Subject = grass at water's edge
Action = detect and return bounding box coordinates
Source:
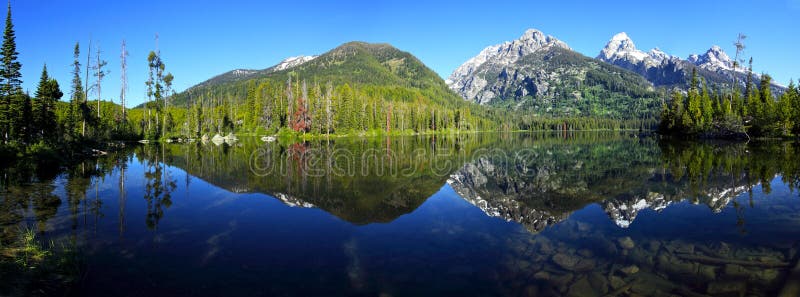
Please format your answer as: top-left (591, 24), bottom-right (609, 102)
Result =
top-left (0, 227), bottom-right (83, 297)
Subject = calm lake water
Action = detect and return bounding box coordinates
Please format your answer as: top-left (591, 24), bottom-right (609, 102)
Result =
top-left (2, 132), bottom-right (800, 296)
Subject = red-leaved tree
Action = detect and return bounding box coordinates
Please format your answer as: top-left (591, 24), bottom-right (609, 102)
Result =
top-left (291, 95), bottom-right (310, 132)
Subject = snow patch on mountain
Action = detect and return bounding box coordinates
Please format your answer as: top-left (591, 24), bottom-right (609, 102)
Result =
top-left (273, 55), bottom-right (318, 71)
top-left (231, 69), bottom-right (257, 77)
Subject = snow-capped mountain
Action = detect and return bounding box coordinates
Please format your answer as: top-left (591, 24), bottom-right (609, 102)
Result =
top-left (597, 32), bottom-right (783, 91)
top-left (687, 46), bottom-right (738, 73)
top-left (598, 32), bottom-right (675, 69)
top-left (446, 29), bottom-right (656, 118)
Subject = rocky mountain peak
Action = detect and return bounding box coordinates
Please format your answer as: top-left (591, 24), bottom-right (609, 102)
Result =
top-left (446, 28), bottom-right (570, 102)
top-left (687, 45), bottom-right (734, 72)
top-left (598, 32), bottom-right (648, 63)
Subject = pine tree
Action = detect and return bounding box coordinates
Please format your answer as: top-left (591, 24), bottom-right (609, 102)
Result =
top-left (758, 74), bottom-right (774, 135)
top-left (790, 81), bottom-right (800, 135)
top-left (0, 2), bottom-right (22, 142)
top-left (68, 43), bottom-right (85, 138)
top-left (686, 68), bottom-right (702, 132)
top-left (32, 65), bottom-right (63, 142)
top-left (778, 83), bottom-right (794, 136)
top-left (700, 80), bottom-right (713, 131)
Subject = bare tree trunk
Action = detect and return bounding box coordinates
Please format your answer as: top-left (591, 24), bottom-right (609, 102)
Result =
top-left (120, 40), bottom-right (128, 122)
top-left (326, 82), bottom-right (332, 135)
top-left (83, 39), bottom-right (91, 137)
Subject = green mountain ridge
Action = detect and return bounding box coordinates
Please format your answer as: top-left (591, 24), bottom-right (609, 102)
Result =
top-left (172, 41), bottom-right (466, 109)
top-left (446, 29), bottom-right (662, 120)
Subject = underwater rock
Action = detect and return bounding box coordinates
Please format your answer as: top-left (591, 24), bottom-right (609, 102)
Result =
top-left (630, 247), bottom-right (655, 267)
top-left (533, 271), bottom-right (551, 281)
top-left (599, 238), bottom-right (619, 256)
top-left (706, 281), bottom-right (746, 295)
top-left (620, 265), bottom-right (640, 275)
top-left (758, 268), bottom-right (780, 284)
top-left (552, 253), bottom-right (580, 271)
top-left (609, 276), bottom-right (626, 289)
top-left (573, 258), bottom-right (597, 272)
top-left (618, 237), bottom-right (635, 250)
top-left (566, 277), bottom-right (596, 297)
top-left (716, 241), bottom-right (731, 256)
top-left (647, 240), bottom-right (661, 253)
top-left (723, 264), bottom-right (748, 278)
top-left (551, 273), bottom-right (575, 290)
top-left (517, 260), bottom-right (532, 271)
top-left (657, 252), bottom-right (695, 277)
top-left (587, 272), bottom-right (610, 295)
top-left (535, 237), bottom-right (555, 255)
top-left (664, 240), bottom-right (694, 254)
top-left (696, 265), bottom-right (717, 281)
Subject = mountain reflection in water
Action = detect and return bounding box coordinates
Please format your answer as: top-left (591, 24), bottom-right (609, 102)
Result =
top-left (1, 132), bottom-right (800, 297)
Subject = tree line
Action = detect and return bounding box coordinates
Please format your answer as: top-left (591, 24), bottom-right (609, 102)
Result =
top-left (659, 60), bottom-right (799, 138)
top-left (7, 0), bottom-right (788, 161)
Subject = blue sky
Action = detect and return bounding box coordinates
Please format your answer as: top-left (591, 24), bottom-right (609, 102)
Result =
top-left (12, 0), bottom-right (800, 107)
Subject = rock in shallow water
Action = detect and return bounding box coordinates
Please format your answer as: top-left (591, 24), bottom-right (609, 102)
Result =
top-left (587, 272), bottom-right (610, 295)
top-left (609, 275), bottom-right (625, 289)
top-left (706, 281), bottom-right (746, 295)
top-left (618, 237), bottom-right (635, 250)
top-left (620, 265), bottom-right (640, 275)
top-left (552, 253), bottom-right (580, 271)
top-left (567, 277), bottom-right (596, 297)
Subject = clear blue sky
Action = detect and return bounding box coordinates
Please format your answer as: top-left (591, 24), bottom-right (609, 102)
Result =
top-left (12, 0), bottom-right (800, 107)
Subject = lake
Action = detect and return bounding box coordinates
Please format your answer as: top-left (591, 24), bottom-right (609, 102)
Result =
top-left (2, 132), bottom-right (800, 296)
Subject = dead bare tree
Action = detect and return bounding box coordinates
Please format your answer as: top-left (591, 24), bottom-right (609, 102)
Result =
top-left (120, 40), bottom-right (128, 122)
top-left (731, 33), bottom-right (747, 110)
top-left (83, 39), bottom-right (91, 137)
top-left (94, 45), bottom-right (108, 118)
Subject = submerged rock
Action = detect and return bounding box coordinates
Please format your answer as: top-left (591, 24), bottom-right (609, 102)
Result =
top-left (697, 265), bottom-right (716, 280)
top-left (665, 240), bottom-right (694, 254)
top-left (647, 240), bottom-right (661, 253)
top-left (587, 272), bottom-right (610, 295)
top-left (706, 281), bottom-right (746, 295)
top-left (533, 271), bottom-right (551, 280)
top-left (620, 265), bottom-right (640, 275)
top-left (552, 253), bottom-right (580, 271)
top-left (566, 277), bottom-right (596, 297)
top-left (609, 275), bottom-right (626, 289)
top-left (618, 237), bottom-right (635, 250)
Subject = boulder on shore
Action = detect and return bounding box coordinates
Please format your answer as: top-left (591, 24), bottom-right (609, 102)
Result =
top-left (211, 134), bottom-right (225, 145)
